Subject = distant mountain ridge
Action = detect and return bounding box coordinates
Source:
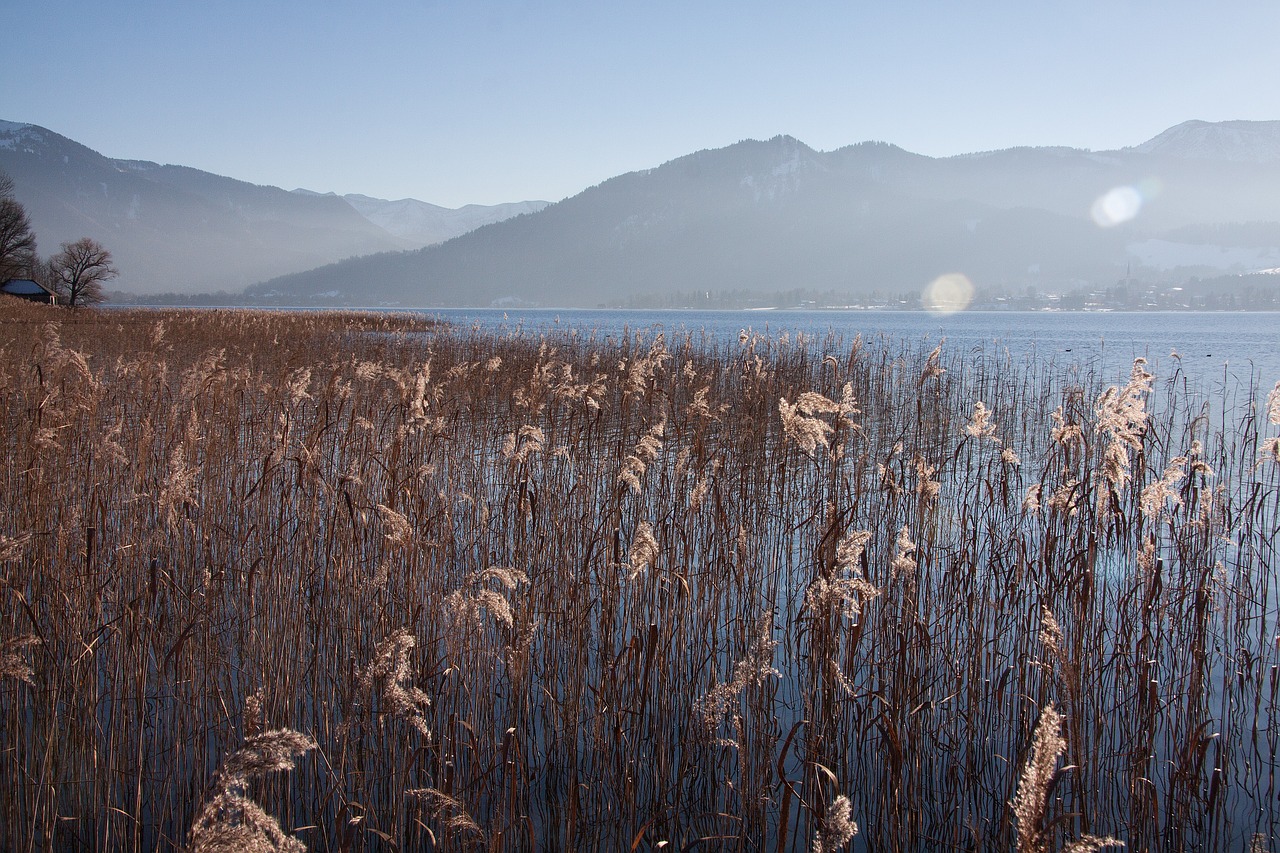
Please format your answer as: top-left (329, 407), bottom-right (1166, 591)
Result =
top-left (0, 121), bottom-right (544, 293)
top-left (1131, 119), bottom-right (1280, 163)
top-left (332, 193), bottom-right (548, 246)
top-left (4, 118), bottom-right (1279, 304)
top-left (250, 120), bottom-right (1280, 308)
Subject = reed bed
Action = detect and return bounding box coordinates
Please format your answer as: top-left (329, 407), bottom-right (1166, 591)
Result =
top-left (0, 301), bottom-right (1277, 851)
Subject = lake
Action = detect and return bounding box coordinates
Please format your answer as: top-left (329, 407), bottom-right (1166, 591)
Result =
top-left (430, 308), bottom-right (1280, 389)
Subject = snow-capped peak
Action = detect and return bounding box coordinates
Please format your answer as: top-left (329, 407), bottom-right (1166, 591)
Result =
top-left (1131, 119), bottom-right (1280, 163)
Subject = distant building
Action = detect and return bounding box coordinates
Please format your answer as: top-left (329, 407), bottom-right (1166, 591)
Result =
top-left (0, 279), bottom-right (57, 305)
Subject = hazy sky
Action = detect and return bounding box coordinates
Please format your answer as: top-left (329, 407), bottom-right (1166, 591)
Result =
top-left (7, 1), bottom-right (1278, 207)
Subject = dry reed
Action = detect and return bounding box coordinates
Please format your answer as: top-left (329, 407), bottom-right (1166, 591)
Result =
top-left (0, 301), bottom-right (1277, 850)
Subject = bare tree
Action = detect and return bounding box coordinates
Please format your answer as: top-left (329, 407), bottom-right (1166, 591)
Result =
top-left (0, 171), bottom-right (37, 284)
top-left (49, 238), bottom-right (118, 307)
top-left (29, 256), bottom-right (57, 294)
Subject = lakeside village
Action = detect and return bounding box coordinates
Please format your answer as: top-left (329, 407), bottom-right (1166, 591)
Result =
top-left (616, 270), bottom-right (1280, 311)
top-left (104, 268), bottom-right (1280, 311)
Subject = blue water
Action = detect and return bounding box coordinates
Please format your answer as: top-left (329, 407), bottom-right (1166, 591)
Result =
top-left (431, 308), bottom-right (1280, 386)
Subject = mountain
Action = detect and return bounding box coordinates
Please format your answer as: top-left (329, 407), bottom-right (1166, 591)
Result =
top-left (6, 118), bottom-right (1279, 306)
top-left (250, 122), bottom-right (1280, 308)
top-left (336, 194), bottom-right (549, 246)
top-left (1131, 119), bottom-right (1280, 163)
top-left (0, 121), bottom-right (540, 294)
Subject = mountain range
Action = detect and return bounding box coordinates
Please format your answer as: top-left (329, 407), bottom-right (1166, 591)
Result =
top-left (249, 120), bottom-right (1280, 308)
top-left (0, 120), bottom-right (547, 294)
top-left (4, 118), bottom-right (1279, 306)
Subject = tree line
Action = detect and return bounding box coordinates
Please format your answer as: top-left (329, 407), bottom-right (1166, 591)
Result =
top-left (0, 170), bottom-right (117, 307)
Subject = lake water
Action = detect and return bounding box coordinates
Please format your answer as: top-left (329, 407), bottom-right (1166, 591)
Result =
top-left (431, 308), bottom-right (1280, 388)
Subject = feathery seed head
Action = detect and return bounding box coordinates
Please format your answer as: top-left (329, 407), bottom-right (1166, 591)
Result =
top-left (812, 794), bottom-right (858, 853)
top-left (890, 526), bottom-right (917, 579)
top-left (1023, 484), bottom-right (1043, 514)
top-left (376, 504), bottom-right (413, 546)
top-left (217, 729), bottom-right (315, 786)
top-left (965, 400), bottom-right (997, 440)
top-left (0, 635), bottom-right (40, 684)
top-left (406, 788), bottom-right (485, 843)
top-left (779, 397), bottom-right (833, 455)
top-left (918, 343), bottom-right (947, 386)
top-left (186, 791), bottom-right (307, 853)
top-left (1011, 704), bottom-right (1067, 853)
top-left (357, 629), bottom-right (432, 737)
top-left (627, 521), bottom-right (660, 581)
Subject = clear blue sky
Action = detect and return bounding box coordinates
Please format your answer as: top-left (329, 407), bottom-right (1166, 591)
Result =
top-left (6, 1), bottom-right (1278, 207)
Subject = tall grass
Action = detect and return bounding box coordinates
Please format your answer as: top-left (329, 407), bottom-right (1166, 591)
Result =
top-left (1, 302), bottom-right (1277, 851)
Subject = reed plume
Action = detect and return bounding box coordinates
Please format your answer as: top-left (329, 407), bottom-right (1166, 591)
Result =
top-left (626, 521), bottom-right (660, 581)
top-left (1012, 704), bottom-right (1123, 853)
top-left (890, 526), bottom-right (917, 581)
top-left (693, 615), bottom-right (779, 745)
top-left (1094, 358), bottom-right (1153, 512)
top-left (0, 635), bottom-right (39, 684)
top-left (356, 629), bottom-right (432, 737)
top-left (811, 794), bottom-right (858, 852)
top-left (405, 788), bottom-right (485, 847)
top-left (185, 729), bottom-right (316, 853)
top-left (619, 417), bottom-right (666, 494)
top-left (965, 400), bottom-right (997, 440)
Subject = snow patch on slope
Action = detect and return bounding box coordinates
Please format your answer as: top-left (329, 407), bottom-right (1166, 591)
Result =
top-left (741, 137), bottom-right (819, 202)
top-left (0, 121), bottom-right (39, 151)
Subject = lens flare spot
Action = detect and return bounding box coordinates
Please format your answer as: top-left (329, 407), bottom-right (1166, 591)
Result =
top-left (923, 273), bottom-right (974, 314)
top-left (1091, 186), bottom-right (1143, 227)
